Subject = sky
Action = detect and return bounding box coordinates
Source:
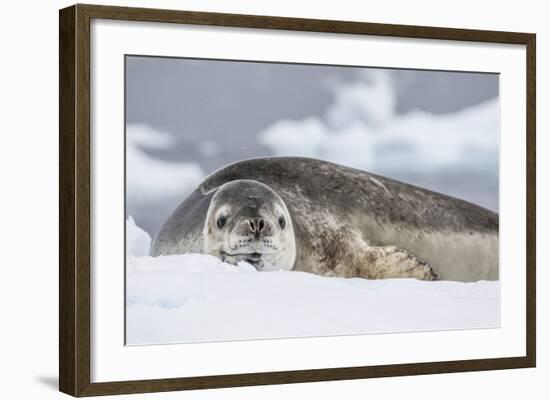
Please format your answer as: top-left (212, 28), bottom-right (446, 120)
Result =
top-left (125, 56), bottom-right (499, 236)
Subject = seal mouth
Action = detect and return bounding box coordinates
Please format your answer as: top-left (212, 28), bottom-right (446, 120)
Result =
top-left (236, 252), bottom-right (262, 263)
top-left (221, 251), bottom-right (263, 265)
top-left (244, 253), bottom-right (261, 265)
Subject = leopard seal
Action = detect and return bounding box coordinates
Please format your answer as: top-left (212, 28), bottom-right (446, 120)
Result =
top-left (150, 157), bottom-right (499, 282)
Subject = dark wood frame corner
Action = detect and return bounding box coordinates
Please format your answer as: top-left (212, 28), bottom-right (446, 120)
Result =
top-left (59, 3), bottom-right (536, 397)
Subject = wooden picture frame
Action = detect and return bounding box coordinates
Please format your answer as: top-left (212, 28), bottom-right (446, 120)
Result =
top-left (59, 3), bottom-right (536, 397)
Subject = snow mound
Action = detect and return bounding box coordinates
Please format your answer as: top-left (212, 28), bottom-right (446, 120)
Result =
top-left (126, 219), bottom-right (500, 345)
top-left (126, 216), bottom-right (152, 257)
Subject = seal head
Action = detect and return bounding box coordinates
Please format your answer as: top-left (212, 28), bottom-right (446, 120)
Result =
top-left (203, 179), bottom-right (296, 271)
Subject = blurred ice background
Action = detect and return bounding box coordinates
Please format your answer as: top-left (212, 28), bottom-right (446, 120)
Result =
top-left (126, 56), bottom-right (499, 237)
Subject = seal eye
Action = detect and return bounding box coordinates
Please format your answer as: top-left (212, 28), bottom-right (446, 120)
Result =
top-left (216, 216), bottom-right (226, 229)
top-left (278, 216), bottom-right (286, 229)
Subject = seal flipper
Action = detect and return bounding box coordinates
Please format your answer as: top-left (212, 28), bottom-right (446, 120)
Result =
top-left (383, 246), bottom-right (439, 281)
top-left (330, 245), bottom-right (438, 281)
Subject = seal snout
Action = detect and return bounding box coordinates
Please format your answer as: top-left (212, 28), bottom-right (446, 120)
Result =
top-left (246, 218), bottom-right (267, 239)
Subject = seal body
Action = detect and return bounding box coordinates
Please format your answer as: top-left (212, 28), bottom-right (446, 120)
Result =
top-left (151, 157), bottom-right (498, 282)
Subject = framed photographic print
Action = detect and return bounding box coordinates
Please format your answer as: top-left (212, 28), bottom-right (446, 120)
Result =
top-left (59, 4), bottom-right (536, 397)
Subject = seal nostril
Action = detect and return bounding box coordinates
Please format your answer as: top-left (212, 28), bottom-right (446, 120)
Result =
top-left (248, 218), bottom-right (266, 233)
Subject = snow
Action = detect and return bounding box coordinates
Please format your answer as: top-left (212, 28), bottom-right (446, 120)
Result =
top-left (125, 216), bottom-right (152, 257)
top-left (126, 218), bottom-right (500, 345)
